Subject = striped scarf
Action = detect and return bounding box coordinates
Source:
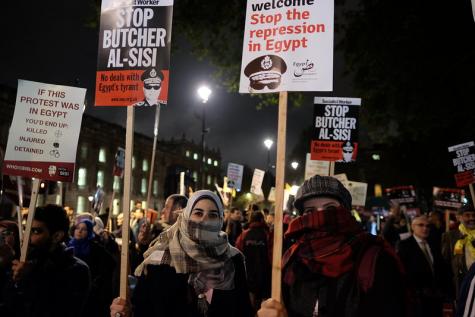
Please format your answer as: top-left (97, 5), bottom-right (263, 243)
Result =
top-left (282, 206), bottom-right (365, 285)
top-left (135, 213), bottom-right (239, 289)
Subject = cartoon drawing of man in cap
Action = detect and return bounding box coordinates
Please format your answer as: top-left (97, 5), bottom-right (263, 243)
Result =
top-left (134, 67), bottom-right (164, 107)
top-left (244, 55), bottom-right (287, 92)
top-left (341, 141), bottom-right (355, 162)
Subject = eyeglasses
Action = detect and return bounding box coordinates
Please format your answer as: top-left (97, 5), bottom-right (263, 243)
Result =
top-left (144, 84), bottom-right (161, 90)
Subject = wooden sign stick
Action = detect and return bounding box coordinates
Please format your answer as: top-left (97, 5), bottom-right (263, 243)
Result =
top-left (120, 106), bottom-right (135, 300)
top-left (20, 178), bottom-right (40, 262)
top-left (329, 161), bottom-right (335, 176)
top-left (271, 91), bottom-right (288, 301)
top-left (146, 104), bottom-right (161, 218)
top-left (469, 184), bottom-right (475, 206)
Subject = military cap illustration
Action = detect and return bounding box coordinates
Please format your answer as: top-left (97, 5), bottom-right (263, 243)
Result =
top-left (244, 55), bottom-right (287, 91)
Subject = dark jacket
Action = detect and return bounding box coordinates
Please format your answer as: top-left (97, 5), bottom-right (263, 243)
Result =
top-left (235, 222), bottom-right (271, 299)
top-left (1, 244), bottom-right (91, 317)
top-left (282, 237), bottom-right (406, 317)
top-left (132, 253), bottom-right (253, 317)
top-left (456, 262), bottom-right (475, 317)
top-left (226, 220), bottom-right (242, 246)
top-left (75, 240), bottom-right (116, 317)
top-left (397, 236), bottom-right (448, 317)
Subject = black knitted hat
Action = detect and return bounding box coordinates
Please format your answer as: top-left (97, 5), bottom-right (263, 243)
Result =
top-left (294, 175), bottom-right (352, 212)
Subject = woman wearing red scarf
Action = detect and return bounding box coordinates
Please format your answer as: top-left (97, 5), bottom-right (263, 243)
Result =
top-left (258, 175), bottom-right (407, 317)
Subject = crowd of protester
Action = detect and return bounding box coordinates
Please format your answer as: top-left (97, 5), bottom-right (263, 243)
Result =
top-left (1, 175), bottom-right (475, 316)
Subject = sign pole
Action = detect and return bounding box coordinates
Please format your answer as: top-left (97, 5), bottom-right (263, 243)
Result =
top-left (106, 190), bottom-right (115, 231)
top-left (445, 210), bottom-right (450, 232)
top-left (469, 184), bottom-right (475, 206)
top-left (16, 176), bottom-right (24, 242)
top-left (20, 178), bottom-right (40, 262)
top-left (329, 161), bottom-right (335, 176)
top-left (271, 91), bottom-right (288, 301)
top-left (146, 104), bottom-right (161, 218)
top-left (120, 106), bottom-right (134, 300)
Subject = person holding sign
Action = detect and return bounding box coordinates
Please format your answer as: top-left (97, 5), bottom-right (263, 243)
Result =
top-left (258, 176), bottom-right (406, 317)
top-left (2, 205), bottom-right (91, 317)
top-left (110, 190), bottom-right (253, 317)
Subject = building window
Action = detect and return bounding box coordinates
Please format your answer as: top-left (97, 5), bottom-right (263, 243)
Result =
top-left (113, 176), bottom-right (120, 191)
top-left (185, 150), bottom-right (190, 157)
top-left (142, 201), bottom-right (147, 210)
top-left (193, 171), bottom-right (198, 181)
top-left (141, 178), bottom-right (147, 195)
top-left (214, 160), bottom-right (218, 167)
top-left (193, 153), bottom-right (199, 160)
top-left (153, 180), bottom-right (159, 196)
top-left (77, 168), bottom-right (87, 187)
top-left (207, 175), bottom-right (212, 185)
top-left (77, 196), bottom-right (86, 214)
top-left (132, 156), bottom-right (136, 169)
top-left (207, 158), bottom-right (212, 165)
top-left (98, 147), bottom-right (106, 163)
top-left (142, 159), bottom-right (148, 172)
top-left (97, 170), bottom-right (104, 188)
top-left (80, 144), bottom-right (88, 159)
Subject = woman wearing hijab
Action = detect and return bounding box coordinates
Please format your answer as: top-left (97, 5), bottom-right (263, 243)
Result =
top-left (111, 190), bottom-right (253, 317)
top-left (70, 219), bottom-right (116, 317)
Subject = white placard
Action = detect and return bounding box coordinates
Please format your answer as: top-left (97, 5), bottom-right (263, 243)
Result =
top-left (251, 168), bottom-right (265, 195)
top-left (227, 162), bottom-right (244, 191)
top-left (304, 153), bottom-right (330, 179)
top-left (239, 0), bottom-right (334, 93)
top-left (3, 80), bottom-right (86, 182)
top-left (342, 180), bottom-right (367, 207)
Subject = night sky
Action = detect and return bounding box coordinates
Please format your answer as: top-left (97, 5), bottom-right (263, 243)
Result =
top-left (0, 1), bottom-right (355, 174)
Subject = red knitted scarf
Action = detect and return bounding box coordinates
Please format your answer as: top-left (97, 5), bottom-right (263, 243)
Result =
top-left (282, 206), bottom-right (365, 285)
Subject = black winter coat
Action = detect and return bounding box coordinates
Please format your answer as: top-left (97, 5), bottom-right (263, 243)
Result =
top-left (283, 238), bottom-right (407, 317)
top-left (132, 253), bottom-right (253, 317)
top-left (1, 244), bottom-right (91, 317)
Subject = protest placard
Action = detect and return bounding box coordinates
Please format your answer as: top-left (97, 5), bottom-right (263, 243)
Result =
top-left (385, 185), bottom-right (417, 206)
top-left (448, 141), bottom-right (475, 187)
top-left (304, 153), bottom-right (329, 179)
top-left (239, 0), bottom-right (334, 93)
top-left (251, 168), bottom-right (265, 195)
top-left (113, 147), bottom-right (125, 177)
top-left (311, 97), bottom-right (361, 162)
top-left (2, 80), bottom-right (85, 182)
top-left (433, 187), bottom-right (465, 210)
top-left (333, 173), bottom-right (348, 183)
top-left (227, 162), bottom-right (244, 191)
top-left (342, 180), bottom-right (367, 207)
top-left (95, 0), bottom-right (173, 106)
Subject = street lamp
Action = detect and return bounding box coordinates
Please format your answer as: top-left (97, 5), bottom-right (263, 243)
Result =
top-left (197, 85), bottom-right (212, 189)
top-left (263, 138), bottom-right (273, 171)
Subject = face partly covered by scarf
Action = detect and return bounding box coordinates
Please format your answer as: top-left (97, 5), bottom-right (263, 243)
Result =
top-left (136, 190), bottom-right (239, 294)
top-left (282, 200), bottom-right (366, 285)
